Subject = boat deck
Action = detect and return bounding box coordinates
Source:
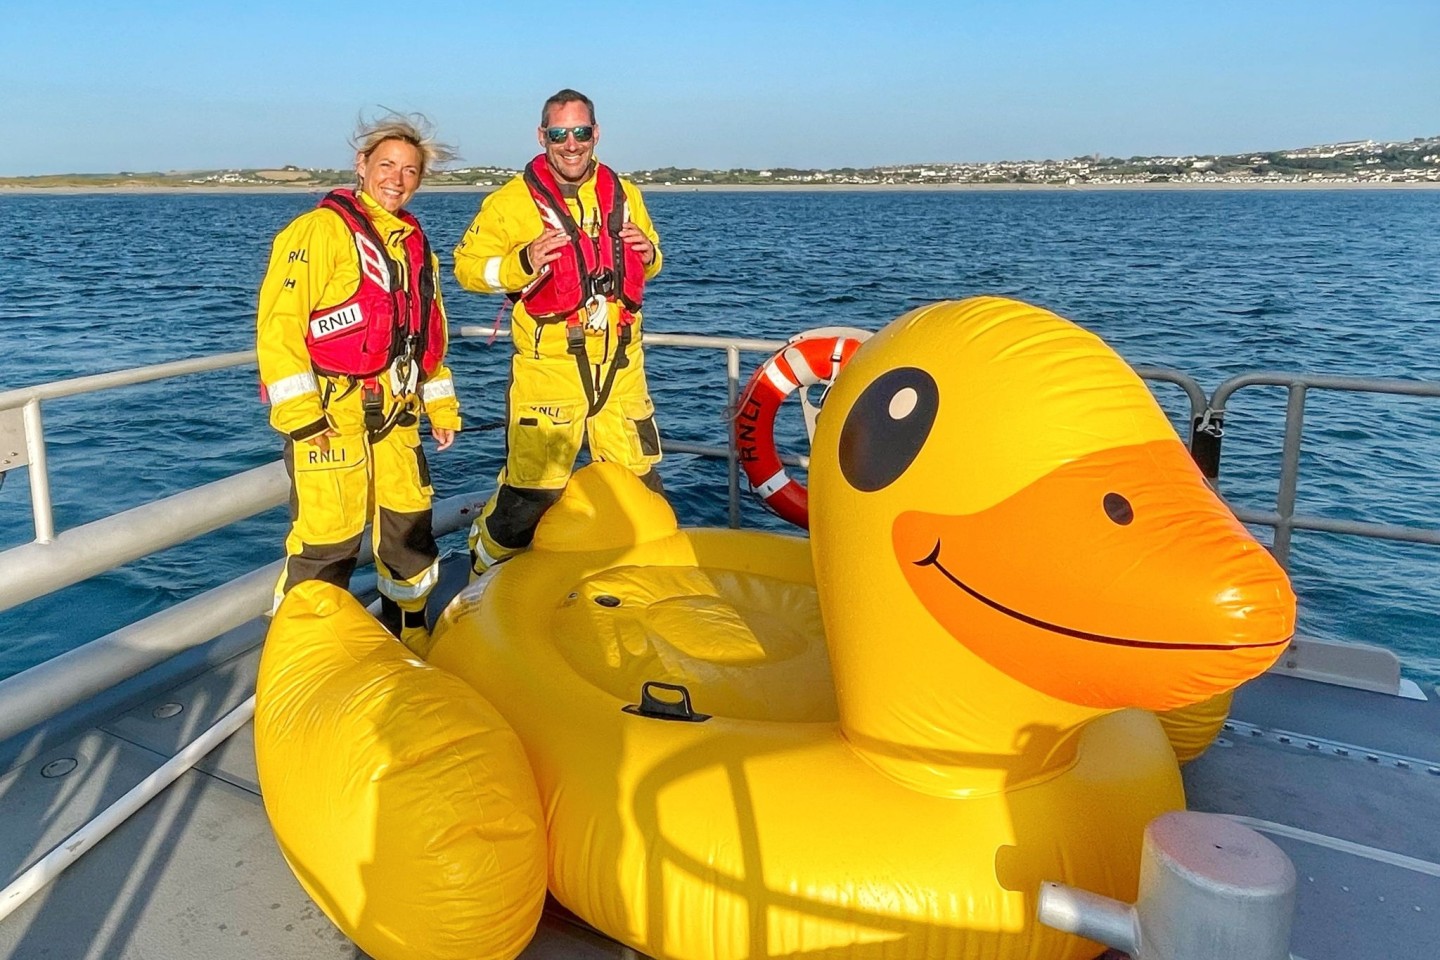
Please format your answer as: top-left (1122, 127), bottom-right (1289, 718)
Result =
top-left (2, 556), bottom-right (1438, 959)
top-left (1184, 673), bottom-right (1440, 960)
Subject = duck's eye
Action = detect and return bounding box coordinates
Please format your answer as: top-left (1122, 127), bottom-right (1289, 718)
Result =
top-left (1103, 493), bottom-right (1133, 525)
top-left (838, 367), bottom-right (939, 492)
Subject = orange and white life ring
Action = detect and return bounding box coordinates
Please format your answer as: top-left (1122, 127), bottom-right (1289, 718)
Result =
top-left (733, 328), bottom-right (870, 529)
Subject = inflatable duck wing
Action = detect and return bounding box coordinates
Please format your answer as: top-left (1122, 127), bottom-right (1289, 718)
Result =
top-left (255, 581), bottom-right (547, 960)
top-left (430, 297), bottom-right (1295, 960)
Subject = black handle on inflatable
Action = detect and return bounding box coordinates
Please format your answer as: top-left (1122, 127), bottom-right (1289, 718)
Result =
top-left (622, 681), bottom-right (712, 723)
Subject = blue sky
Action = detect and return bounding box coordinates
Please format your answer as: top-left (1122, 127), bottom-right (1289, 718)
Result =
top-left (2, 0), bottom-right (1436, 176)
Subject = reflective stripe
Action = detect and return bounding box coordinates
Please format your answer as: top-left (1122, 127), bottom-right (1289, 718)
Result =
top-left (468, 519), bottom-right (503, 569)
top-left (763, 362), bottom-right (798, 395)
top-left (421, 376), bottom-right (456, 403)
top-left (377, 560), bottom-right (439, 602)
top-left (754, 468), bottom-right (790, 499)
top-left (266, 372), bottom-right (319, 405)
top-left (783, 345), bottom-right (822, 386)
top-left (482, 256), bottom-right (503, 289)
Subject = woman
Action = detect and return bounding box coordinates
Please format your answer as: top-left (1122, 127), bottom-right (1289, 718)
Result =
top-left (256, 113), bottom-right (461, 655)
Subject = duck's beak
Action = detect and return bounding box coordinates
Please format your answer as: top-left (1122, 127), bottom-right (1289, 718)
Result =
top-left (894, 439), bottom-right (1295, 712)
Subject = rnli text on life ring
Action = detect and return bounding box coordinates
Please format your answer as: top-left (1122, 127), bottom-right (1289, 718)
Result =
top-left (733, 328), bottom-right (869, 529)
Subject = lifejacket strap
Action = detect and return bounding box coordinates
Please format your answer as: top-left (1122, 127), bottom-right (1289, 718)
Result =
top-left (565, 323), bottom-right (599, 416)
top-left (588, 324), bottom-right (633, 418)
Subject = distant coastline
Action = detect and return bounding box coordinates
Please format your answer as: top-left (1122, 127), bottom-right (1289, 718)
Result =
top-left (2, 181), bottom-right (1437, 196)
top-left (628, 135), bottom-right (1440, 189)
top-left (3, 133), bottom-right (1438, 194)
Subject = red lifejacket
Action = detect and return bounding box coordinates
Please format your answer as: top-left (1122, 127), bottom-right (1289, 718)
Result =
top-left (519, 157), bottom-right (647, 321)
top-left (304, 189), bottom-right (444, 381)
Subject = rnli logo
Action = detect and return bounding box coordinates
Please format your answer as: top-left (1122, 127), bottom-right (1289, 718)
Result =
top-left (309, 304), bottom-right (364, 339)
top-left (306, 448), bottom-right (348, 465)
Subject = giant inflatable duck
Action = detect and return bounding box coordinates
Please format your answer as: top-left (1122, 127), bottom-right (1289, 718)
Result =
top-left (427, 297), bottom-right (1296, 960)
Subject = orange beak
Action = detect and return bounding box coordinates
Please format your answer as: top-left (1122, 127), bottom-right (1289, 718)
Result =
top-left (895, 440), bottom-right (1295, 711)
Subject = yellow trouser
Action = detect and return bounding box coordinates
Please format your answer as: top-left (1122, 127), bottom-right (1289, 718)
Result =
top-left (275, 388), bottom-right (438, 618)
top-left (469, 348), bottom-right (663, 570)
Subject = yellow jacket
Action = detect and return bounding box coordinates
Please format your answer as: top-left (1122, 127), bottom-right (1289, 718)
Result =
top-left (256, 191), bottom-right (462, 439)
top-left (453, 161), bottom-right (661, 364)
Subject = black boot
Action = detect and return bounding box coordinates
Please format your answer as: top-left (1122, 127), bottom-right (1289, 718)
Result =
top-left (378, 596), bottom-right (404, 638)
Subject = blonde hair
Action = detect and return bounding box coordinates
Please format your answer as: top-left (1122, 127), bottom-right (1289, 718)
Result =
top-left (352, 110), bottom-right (457, 178)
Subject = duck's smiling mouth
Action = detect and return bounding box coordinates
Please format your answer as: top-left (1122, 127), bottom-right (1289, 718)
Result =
top-left (916, 541), bottom-right (1289, 652)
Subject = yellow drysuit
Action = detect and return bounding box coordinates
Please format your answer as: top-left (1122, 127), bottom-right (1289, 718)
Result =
top-left (454, 162), bottom-right (662, 571)
top-left (257, 190), bottom-right (461, 650)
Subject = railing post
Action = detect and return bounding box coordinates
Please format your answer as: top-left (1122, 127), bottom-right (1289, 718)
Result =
top-left (727, 345), bottom-right (741, 529)
top-left (22, 399), bottom-right (54, 545)
top-left (1271, 384), bottom-right (1307, 570)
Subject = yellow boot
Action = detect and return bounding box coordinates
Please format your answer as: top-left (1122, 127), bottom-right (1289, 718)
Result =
top-left (399, 613), bottom-right (434, 658)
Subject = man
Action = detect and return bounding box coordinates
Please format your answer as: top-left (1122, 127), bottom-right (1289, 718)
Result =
top-left (454, 88), bottom-right (664, 575)
top-left (257, 114), bottom-right (461, 654)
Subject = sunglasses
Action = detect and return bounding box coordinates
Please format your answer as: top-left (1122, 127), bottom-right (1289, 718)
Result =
top-left (545, 125), bottom-right (595, 144)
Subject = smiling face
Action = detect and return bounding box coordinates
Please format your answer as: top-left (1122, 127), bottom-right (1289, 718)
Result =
top-left (355, 138), bottom-right (422, 214)
top-left (811, 298), bottom-right (1295, 718)
top-left (538, 99), bottom-right (598, 184)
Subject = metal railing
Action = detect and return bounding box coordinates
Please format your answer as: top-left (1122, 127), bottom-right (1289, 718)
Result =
top-left (0, 497), bottom-right (483, 744)
top-left (0, 332), bottom-right (1219, 565)
top-left (0, 351), bottom-right (259, 546)
top-left (1190, 372), bottom-right (1440, 569)
top-left (2, 330), bottom-right (1438, 731)
top-left (0, 331), bottom-right (790, 740)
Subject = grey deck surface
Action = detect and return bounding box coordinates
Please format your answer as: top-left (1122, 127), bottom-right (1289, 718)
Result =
top-left (4, 567), bottom-right (1439, 959)
top-left (1185, 672), bottom-right (1440, 960)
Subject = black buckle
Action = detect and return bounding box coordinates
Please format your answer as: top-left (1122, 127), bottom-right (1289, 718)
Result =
top-left (565, 323), bottom-right (586, 352)
top-left (1189, 412), bottom-right (1224, 480)
top-left (591, 268), bottom-right (616, 297)
top-left (362, 384), bottom-right (385, 433)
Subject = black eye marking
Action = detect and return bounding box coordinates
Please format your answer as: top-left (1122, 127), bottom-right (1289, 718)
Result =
top-left (837, 367), bottom-right (939, 492)
top-left (1103, 493), bottom-right (1134, 525)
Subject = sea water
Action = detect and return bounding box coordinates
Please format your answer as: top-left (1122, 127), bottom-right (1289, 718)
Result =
top-left (1, 189), bottom-right (1437, 682)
